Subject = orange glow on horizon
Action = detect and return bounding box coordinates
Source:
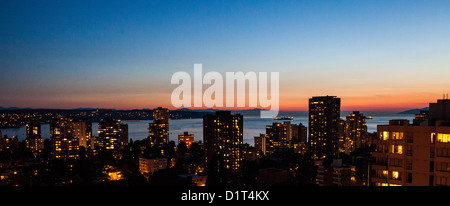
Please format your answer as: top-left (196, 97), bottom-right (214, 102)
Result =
top-left (3, 90), bottom-right (441, 112)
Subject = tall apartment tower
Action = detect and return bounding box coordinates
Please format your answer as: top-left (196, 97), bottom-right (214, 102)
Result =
top-left (292, 123), bottom-right (308, 155)
top-left (308, 96), bottom-right (341, 160)
top-left (98, 118), bottom-right (128, 152)
top-left (254, 134), bottom-right (267, 156)
top-left (72, 119), bottom-right (92, 149)
top-left (344, 111), bottom-right (368, 154)
top-left (203, 111), bottom-right (243, 183)
top-left (26, 120), bottom-right (44, 154)
top-left (265, 121), bottom-right (293, 155)
top-left (149, 107), bottom-right (169, 148)
top-left (153, 107), bottom-right (169, 123)
top-left (50, 117), bottom-right (80, 159)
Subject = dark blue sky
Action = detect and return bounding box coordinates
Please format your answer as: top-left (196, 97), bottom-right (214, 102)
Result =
top-left (1, 0), bottom-right (450, 110)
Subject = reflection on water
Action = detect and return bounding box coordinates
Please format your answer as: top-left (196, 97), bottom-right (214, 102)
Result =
top-left (0, 111), bottom-right (414, 146)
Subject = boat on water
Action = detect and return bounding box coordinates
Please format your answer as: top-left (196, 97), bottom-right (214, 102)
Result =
top-left (367, 116), bottom-right (373, 119)
top-left (274, 116), bottom-right (294, 120)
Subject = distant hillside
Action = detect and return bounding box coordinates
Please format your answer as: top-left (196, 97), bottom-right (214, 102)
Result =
top-left (398, 107), bottom-right (429, 114)
top-left (0, 108), bottom-right (213, 128)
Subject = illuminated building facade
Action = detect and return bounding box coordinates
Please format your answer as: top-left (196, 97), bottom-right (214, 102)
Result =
top-left (265, 121), bottom-right (293, 155)
top-left (50, 117), bottom-right (80, 159)
top-left (139, 157), bottom-right (168, 180)
top-left (292, 123), bottom-right (308, 155)
top-left (343, 111), bottom-right (368, 154)
top-left (153, 107), bottom-right (169, 124)
top-left (308, 96), bottom-right (341, 160)
top-left (25, 120), bottom-right (44, 154)
top-left (98, 119), bottom-right (128, 152)
top-left (372, 99), bottom-right (450, 186)
top-left (72, 119), bottom-right (92, 148)
top-left (0, 135), bottom-right (18, 152)
top-left (149, 107), bottom-right (169, 148)
top-left (254, 134), bottom-right (266, 156)
top-left (203, 111), bottom-right (243, 178)
top-left (178, 132), bottom-right (194, 148)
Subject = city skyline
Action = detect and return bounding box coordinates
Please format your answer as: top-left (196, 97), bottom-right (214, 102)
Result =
top-left (1, 0), bottom-right (450, 111)
top-left (0, 97), bottom-right (449, 187)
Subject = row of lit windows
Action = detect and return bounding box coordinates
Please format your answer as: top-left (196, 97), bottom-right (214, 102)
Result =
top-left (375, 183), bottom-right (402, 186)
top-left (437, 133), bottom-right (450, 143)
top-left (380, 132), bottom-right (450, 144)
top-left (380, 132), bottom-right (404, 141)
top-left (376, 170), bottom-right (401, 180)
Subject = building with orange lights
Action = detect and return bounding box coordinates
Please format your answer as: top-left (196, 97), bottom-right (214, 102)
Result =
top-left (98, 118), bottom-right (128, 153)
top-left (25, 120), bottom-right (44, 155)
top-left (178, 132), bottom-right (194, 148)
top-left (203, 111), bottom-right (243, 181)
top-left (139, 157), bottom-right (168, 180)
top-left (149, 107), bottom-right (169, 148)
top-left (254, 134), bottom-right (266, 156)
top-left (372, 99), bottom-right (450, 186)
top-left (308, 96), bottom-right (341, 160)
top-left (50, 117), bottom-right (80, 159)
top-left (343, 111), bottom-right (368, 154)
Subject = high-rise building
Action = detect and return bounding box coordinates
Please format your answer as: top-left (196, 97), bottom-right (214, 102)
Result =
top-left (254, 134), bottom-right (266, 156)
top-left (25, 120), bottom-right (44, 154)
top-left (343, 111), bottom-right (368, 154)
top-left (72, 119), bottom-right (92, 149)
top-left (178, 132), bottom-right (194, 148)
top-left (149, 107), bottom-right (169, 148)
top-left (98, 119), bottom-right (128, 152)
top-left (308, 95), bottom-right (341, 160)
top-left (372, 99), bottom-right (450, 186)
top-left (265, 121), bottom-right (293, 155)
top-left (119, 123), bottom-right (128, 148)
top-left (153, 107), bottom-right (169, 124)
top-left (148, 123), bottom-right (169, 148)
top-left (292, 123), bottom-right (308, 155)
top-left (203, 111), bottom-right (243, 181)
top-left (50, 117), bottom-right (80, 159)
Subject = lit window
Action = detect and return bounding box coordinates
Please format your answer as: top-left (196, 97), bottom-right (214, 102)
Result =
top-left (392, 132), bottom-right (403, 140)
top-left (382, 170), bottom-right (388, 178)
top-left (437, 133), bottom-right (450, 143)
top-left (381, 131), bottom-right (389, 140)
top-left (392, 171), bottom-right (400, 180)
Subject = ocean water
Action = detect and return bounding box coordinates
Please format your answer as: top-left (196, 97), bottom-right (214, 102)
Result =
top-left (0, 111), bottom-right (415, 146)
